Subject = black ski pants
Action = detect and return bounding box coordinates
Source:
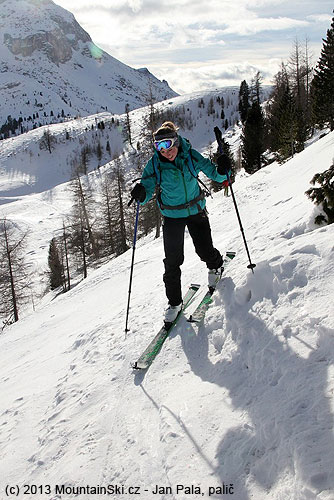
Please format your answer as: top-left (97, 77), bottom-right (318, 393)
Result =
top-left (162, 212), bottom-right (222, 306)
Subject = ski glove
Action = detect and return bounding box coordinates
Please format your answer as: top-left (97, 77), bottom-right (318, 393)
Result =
top-left (131, 183), bottom-right (146, 202)
top-left (216, 154), bottom-right (232, 176)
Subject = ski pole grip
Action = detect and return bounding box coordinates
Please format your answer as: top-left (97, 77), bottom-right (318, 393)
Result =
top-left (214, 126), bottom-right (231, 183)
top-left (214, 126), bottom-right (223, 152)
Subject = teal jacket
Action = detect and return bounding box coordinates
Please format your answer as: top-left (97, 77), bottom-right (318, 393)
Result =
top-left (140, 136), bottom-right (228, 218)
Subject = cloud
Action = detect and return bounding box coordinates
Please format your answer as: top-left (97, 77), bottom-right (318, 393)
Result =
top-left (60, 0), bottom-right (319, 54)
top-left (56, 1), bottom-right (319, 48)
top-left (128, 0), bottom-right (143, 13)
top-left (150, 58), bottom-right (281, 94)
top-left (306, 13), bottom-right (333, 23)
top-left (222, 17), bottom-right (310, 36)
top-left (54, 0), bottom-right (329, 93)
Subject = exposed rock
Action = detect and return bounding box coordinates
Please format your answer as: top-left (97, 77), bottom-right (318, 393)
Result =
top-left (0, 0), bottom-right (178, 124)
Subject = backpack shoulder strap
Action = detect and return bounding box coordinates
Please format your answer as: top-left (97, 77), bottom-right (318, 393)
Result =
top-left (188, 149), bottom-right (212, 198)
top-left (187, 150), bottom-right (198, 178)
top-left (152, 154), bottom-right (161, 185)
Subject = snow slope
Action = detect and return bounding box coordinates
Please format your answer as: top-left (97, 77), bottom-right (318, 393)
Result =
top-left (0, 87), bottom-right (241, 200)
top-left (0, 130), bottom-right (334, 500)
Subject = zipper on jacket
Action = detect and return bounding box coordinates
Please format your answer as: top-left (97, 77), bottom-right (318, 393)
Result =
top-left (181, 172), bottom-right (191, 216)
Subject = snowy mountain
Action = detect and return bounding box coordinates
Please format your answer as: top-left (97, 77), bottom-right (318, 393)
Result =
top-left (0, 0), bottom-right (177, 129)
top-left (0, 87), bottom-right (241, 201)
top-left (0, 94), bottom-right (334, 499)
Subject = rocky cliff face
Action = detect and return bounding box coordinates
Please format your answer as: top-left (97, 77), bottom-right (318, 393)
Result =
top-left (0, 0), bottom-right (177, 125)
top-left (4, 19), bottom-right (89, 64)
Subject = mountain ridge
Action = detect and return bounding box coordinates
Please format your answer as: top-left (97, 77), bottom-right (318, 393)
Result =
top-left (0, 0), bottom-right (177, 127)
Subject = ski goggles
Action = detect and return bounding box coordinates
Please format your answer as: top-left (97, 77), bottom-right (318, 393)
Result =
top-left (154, 137), bottom-right (178, 152)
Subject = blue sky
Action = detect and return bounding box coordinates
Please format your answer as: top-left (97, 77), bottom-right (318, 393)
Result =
top-left (56, 0), bottom-right (333, 94)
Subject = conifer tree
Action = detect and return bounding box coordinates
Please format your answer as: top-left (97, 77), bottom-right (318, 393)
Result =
top-left (39, 128), bottom-right (57, 154)
top-left (48, 238), bottom-right (65, 290)
top-left (73, 218), bottom-right (88, 279)
top-left (241, 72), bottom-right (265, 174)
top-left (265, 64), bottom-right (285, 148)
top-left (239, 80), bottom-right (250, 123)
top-left (311, 12), bottom-right (334, 131)
top-left (265, 62), bottom-right (302, 160)
top-left (305, 161), bottom-right (334, 225)
top-left (80, 144), bottom-right (92, 175)
top-left (287, 37), bottom-right (312, 149)
top-left (96, 141), bottom-right (103, 163)
top-left (125, 103), bottom-right (132, 145)
top-left (276, 84), bottom-right (298, 161)
top-left (61, 222), bottom-right (71, 291)
top-left (207, 97), bottom-right (215, 116)
top-left (303, 37), bottom-right (313, 129)
top-left (242, 101), bottom-right (265, 173)
top-left (0, 219), bottom-right (30, 323)
top-left (69, 174), bottom-right (99, 261)
top-left (250, 72), bottom-right (263, 106)
top-left (109, 157), bottom-right (129, 255)
top-left (100, 174), bottom-right (115, 256)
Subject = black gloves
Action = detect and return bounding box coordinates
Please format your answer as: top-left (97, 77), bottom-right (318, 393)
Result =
top-left (131, 183), bottom-right (146, 202)
top-left (216, 154), bottom-right (232, 176)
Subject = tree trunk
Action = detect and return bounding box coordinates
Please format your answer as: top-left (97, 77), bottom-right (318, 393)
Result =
top-left (4, 222), bottom-right (19, 322)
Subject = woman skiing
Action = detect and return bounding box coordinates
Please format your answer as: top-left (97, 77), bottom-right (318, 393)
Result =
top-left (131, 121), bottom-right (231, 323)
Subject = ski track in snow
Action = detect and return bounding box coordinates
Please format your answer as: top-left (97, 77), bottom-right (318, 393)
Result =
top-left (182, 252), bottom-right (334, 499)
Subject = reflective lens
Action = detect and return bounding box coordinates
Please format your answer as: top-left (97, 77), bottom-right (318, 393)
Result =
top-left (154, 137), bottom-right (176, 151)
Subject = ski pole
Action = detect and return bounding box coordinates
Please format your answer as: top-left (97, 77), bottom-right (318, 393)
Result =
top-left (214, 126), bottom-right (256, 273)
top-left (125, 199), bottom-right (140, 333)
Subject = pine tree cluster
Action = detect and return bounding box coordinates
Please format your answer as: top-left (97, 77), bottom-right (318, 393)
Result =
top-left (239, 13), bottom-right (333, 167)
top-left (238, 13), bottom-right (334, 224)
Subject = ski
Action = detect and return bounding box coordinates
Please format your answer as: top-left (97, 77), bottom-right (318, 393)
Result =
top-left (132, 283), bottom-right (200, 370)
top-left (187, 251), bottom-right (236, 324)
